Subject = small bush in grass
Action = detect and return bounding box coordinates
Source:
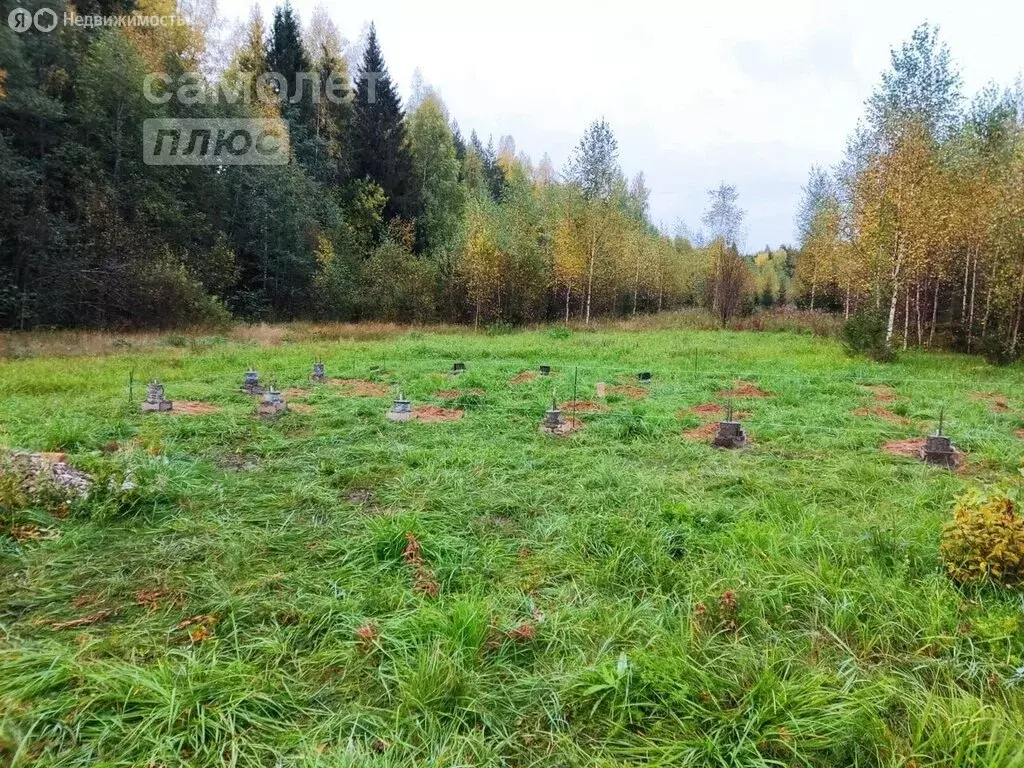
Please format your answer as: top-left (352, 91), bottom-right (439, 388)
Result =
top-left (840, 312), bottom-right (894, 362)
top-left (940, 490), bottom-right (1024, 588)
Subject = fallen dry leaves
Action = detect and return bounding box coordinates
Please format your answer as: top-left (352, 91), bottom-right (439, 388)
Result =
top-left (402, 532), bottom-right (439, 597)
top-left (176, 614), bottom-right (218, 643)
top-left (50, 608), bottom-right (115, 630)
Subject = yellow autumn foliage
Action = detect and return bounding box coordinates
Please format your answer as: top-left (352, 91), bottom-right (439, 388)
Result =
top-left (940, 491), bottom-right (1024, 588)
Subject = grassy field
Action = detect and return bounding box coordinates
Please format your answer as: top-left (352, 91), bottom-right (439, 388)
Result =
top-left (1, 322), bottom-right (1024, 767)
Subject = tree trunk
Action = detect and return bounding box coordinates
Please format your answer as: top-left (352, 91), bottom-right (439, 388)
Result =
top-left (564, 285), bottom-right (571, 325)
top-left (585, 232), bottom-right (596, 325)
top-left (967, 249), bottom-right (978, 352)
top-left (632, 257), bottom-right (640, 316)
top-left (884, 235), bottom-right (902, 349)
top-left (902, 289), bottom-right (910, 351)
top-left (960, 251), bottom-right (970, 320)
top-left (981, 267), bottom-right (995, 340)
top-left (1011, 259), bottom-right (1024, 355)
top-left (929, 279), bottom-right (939, 347)
top-left (915, 280), bottom-right (922, 346)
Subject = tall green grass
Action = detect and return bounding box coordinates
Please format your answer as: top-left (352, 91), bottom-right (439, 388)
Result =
top-left (1, 326), bottom-right (1023, 766)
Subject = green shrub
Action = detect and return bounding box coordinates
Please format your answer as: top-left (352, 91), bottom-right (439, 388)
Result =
top-left (940, 490), bottom-right (1024, 588)
top-left (840, 313), bottom-right (894, 362)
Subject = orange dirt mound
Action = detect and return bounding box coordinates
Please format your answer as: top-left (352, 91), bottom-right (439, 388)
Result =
top-left (559, 400), bottom-right (606, 413)
top-left (860, 384), bottom-right (898, 403)
top-left (607, 385), bottom-right (647, 399)
top-left (330, 378), bottom-right (389, 396)
top-left (688, 403), bottom-right (726, 417)
top-left (414, 405), bottom-right (464, 422)
top-left (172, 401), bottom-right (221, 416)
top-left (852, 406), bottom-right (909, 424)
top-left (511, 371), bottom-right (537, 384)
top-left (881, 437), bottom-right (927, 458)
top-left (881, 437), bottom-right (966, 468)
top-left (435, 388), bottom-right (485, 399)
top-left (717, 381), bottom-right (770, 399)
top-left (682, 422), bottom-right (720, 442)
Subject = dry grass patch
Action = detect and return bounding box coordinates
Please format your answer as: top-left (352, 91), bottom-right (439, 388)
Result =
top-left (511, 371), bottom-right (537, 384)
top-left (170, 401), bottom-right (220, 416)
top-left (330, 378), bottom-right (389, 396)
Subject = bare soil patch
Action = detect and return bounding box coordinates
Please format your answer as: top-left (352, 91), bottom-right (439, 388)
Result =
top-left (881, 437), bottom-right (928, 459)
top-left (1015, 429), bottom-right (1024, 440)
top-left (414, 405), bottom-right (464, 422)
top-left (346, 489), bottom-right (376, 504)
top-left (607, 385), bottom-right (648, 399)
top-left (330, 378), bottom-right (389, 396)
top-left (717, 381), bottom-right (771, 399)
top-left (281, 388), bottom-right (311, 399)
top-left (511, 371), bottom-right (537, 384)
top-left (287, 403), bottom-right (315, 414)
top-left (171, 401), bottom-right (221, 416)
top-left (218, 452), bottom-right (259, 472)
top-left (852, 406), bottom-right (909, 424)
top-left (559, 400), bottom-right (607, 413)
top-left (881, 436), bottom-right (966, 468)
top-left (682, 422), bottom-right (720, 442)
top-left (860, 384), bottom-right (898, 403)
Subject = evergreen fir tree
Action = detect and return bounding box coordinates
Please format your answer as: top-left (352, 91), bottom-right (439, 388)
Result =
top-left (268, 2), bottom-right (311, 103)
top-left (350, 23), bottom-right (419, 227)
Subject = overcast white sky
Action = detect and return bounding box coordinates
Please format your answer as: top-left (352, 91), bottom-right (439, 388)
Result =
top-left (217, 0), bottom-right (1023, 249)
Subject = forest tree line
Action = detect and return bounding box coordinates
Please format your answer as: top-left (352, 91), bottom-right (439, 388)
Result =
top-left (792, 24), bottom-right (1024, 361)
top-left (3, 5), bottom-right (1020, 362)
top-left (0, 0), bottom-right (758, 331)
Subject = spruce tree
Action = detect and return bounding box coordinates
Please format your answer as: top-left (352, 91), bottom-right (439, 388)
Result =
top-left (268, 2), bottom-right (311, 104)
top-left (351, 23), bottom-right (419, 227)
